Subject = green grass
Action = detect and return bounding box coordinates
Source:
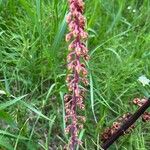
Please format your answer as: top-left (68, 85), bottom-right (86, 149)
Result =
top-left (0, 0), bottom-right (150, 149)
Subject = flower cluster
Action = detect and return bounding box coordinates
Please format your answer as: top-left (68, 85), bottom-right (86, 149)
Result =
top-left (133, 98), bottom-right (150, 122)
top-left (101, 113), bottom-right (135, 142)
top-left (64, 0), bottom-right (89, 149)
top-left (133, 98), bottom-right (148, 107)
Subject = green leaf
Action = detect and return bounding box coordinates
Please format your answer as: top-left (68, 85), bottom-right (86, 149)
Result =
top-left (21, 101), bottom-right (52, 121)
top-left (52, 15), bottom-right (67, 52)
top-left (89, 72), bottom-right (97, 123)
top-left (0, 130), bottom-right (28, 140)
top-left (0, 135), bottom-right (14, 150)
top-left (19, 0), bottom-right (34, 19)
top-left (0, 95), bottom-right (27, 110)
top-left (45, 83), bottom-right (56, 102)
top-left (0, 110), bottom-right (16, 127)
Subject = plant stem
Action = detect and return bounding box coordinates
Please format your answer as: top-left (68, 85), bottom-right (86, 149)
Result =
top-left (101, 97), bottom-right (150, 150)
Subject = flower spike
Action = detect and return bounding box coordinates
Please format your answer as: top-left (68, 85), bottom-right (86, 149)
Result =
top-left (64, 0), bottom-right (89, 149)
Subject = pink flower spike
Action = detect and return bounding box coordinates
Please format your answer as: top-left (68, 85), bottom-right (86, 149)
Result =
top-left (64, 0), bottom-right (89, 149)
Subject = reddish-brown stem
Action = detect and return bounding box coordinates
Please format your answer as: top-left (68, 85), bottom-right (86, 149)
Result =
top-left (101, 97), bottom-right (150, 150)
top-left (70, 70), bottom-right (79, 149)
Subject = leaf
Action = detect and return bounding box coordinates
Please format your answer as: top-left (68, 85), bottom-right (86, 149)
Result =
top-left (35, 0), bottom-right (42, 36)
top-left (0, 31), bottom-right (5, 36)
top-left (59, 92), bottom-right (66, 132)
top-left (106, 48), bottom-right (122, 63)
top-left (21, 101), bottom-right (52, 121)
top-left (0, 110), bottom-right (16, 127)
top-left (45, 83), bottom-right (56, 101)
top-left (0, 130), bottom-right (28, 140)
top-left (0, 95), bottom-right (27, 110)
top-left (52, 15), bottom-right (67, 51)
top-left (0, 135), bottom-right (14, 150)
top-left (76, 129), bottom-right (85, 150)
top-left (19, 0), bottom-right (34, 19)
top-left (89, 72), bottom-right (97, 123)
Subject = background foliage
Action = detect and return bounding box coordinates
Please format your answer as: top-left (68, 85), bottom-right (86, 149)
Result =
top-left (0, 0), bottom-right (150, 149)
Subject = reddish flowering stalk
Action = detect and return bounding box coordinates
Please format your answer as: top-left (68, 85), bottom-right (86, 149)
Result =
top-left (101, 97), bottom-right (150, 149)
top-left (133, 98), bottom-right (150, 122)
top-left (64, 0), bottom-right (89, 149)
top-left (101, 113), bottom-right (135, 143)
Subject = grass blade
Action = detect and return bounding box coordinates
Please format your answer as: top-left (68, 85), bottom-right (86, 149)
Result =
top-left (21, 101), bottom-right (53, 121)
top-left (89, 72), bottom-right (97, 123)
top-left (0, 130), bottom-right (28, 140)
top-left (0, 95), bottom-right (27, 110)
